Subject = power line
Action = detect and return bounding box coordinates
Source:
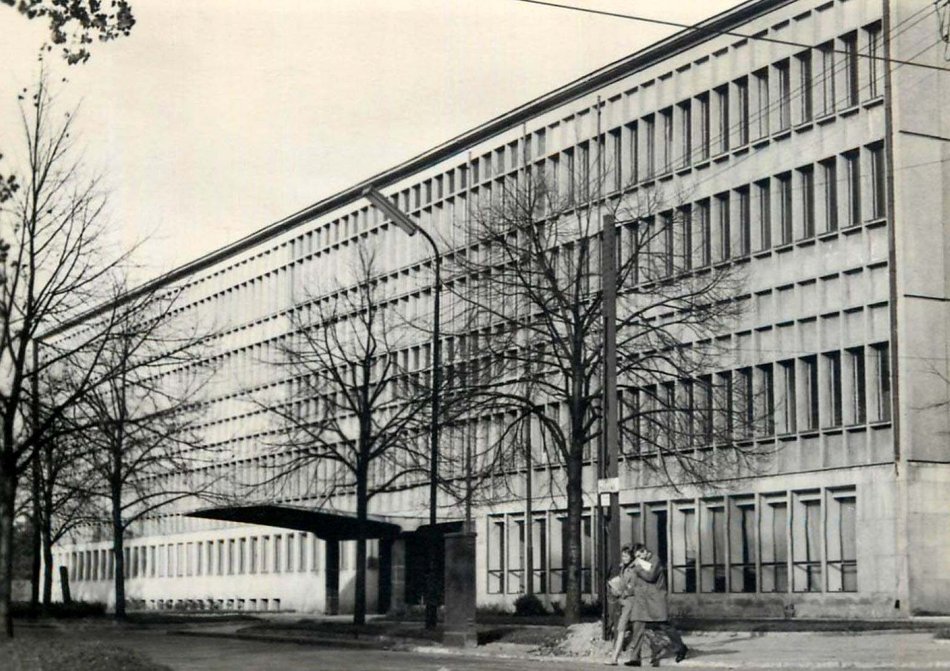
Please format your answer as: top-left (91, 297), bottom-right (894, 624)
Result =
top-left (512, 0), bottom-right (950, 74)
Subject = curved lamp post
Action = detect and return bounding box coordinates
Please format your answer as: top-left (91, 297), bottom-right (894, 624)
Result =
top-left (363, 186), bottom-right (442, 630)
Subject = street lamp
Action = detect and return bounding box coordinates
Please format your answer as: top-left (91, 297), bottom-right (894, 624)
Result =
top-left (363, 185), bottom-right (443, 631)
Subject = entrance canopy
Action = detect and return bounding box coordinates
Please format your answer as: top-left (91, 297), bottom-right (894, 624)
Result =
top-left (187, 504), bottom-right (403, 540)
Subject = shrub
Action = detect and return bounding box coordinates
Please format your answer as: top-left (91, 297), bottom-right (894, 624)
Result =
top-left (514, 593), bottom-right (549, 617)
top-left (11, 600), bottom-right (107, 618)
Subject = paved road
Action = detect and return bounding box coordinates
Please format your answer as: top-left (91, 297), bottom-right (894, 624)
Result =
top-left (15, 626), bottom-right (950, 671)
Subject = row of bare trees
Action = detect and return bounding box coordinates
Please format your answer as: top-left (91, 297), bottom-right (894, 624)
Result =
top-left (0, 72), bottom-right (217, 638)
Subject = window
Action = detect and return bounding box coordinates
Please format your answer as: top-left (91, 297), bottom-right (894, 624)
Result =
top-left (797, 50), bottom-right (813, 122)
top-left (715, 85), bottom-right (729, 153)
top-left (660, 211), bottom-right (674, 277)
top-left (696, 199), bottom-right (711, 267)
top-left (846, 347), bottom-right (867, 425)
top-left (736, 367), bottom-right (754, 439)
top-left (660, 107), bottom-right (673, 174)
top-left (844, 151), bottom-right (861, 225)
top-left (737, 187), bottom-right (751, 256)
top-left (508, 518), bottom-right (525, 594)
top-left (671, 504), bottom-right (697, 593)
top-left (646, 505), bottom-right (669, 582)
top-left (488, 518), bottom-right (505, 593)
top-left (700, 501), bottom-right (726, 592)
top-left (609, 128), bottom-right (622, 192)
top-left (778, 360), bottom-right (797, 434)
top-left (626, 122), bottom-right (639, 184)
top-left (532, 518), bottom-right (548, 593)
top-left (755, 178), bottom-right (771, 250)
top-left (644, 114), bottom-right (656, 179)
top-left (760, 495), bottom-right (789, 592)
top-left (823, 351), bottom-right (843, 428)
top-left (827, 491), bottom-right (857, 592)
top-left (799, 166), bottom-right (815, 239)
top-left (777, 173), bottom-right (793, 245)
top-left (695, 375), bottom-right (714, 446)
top-left (842, 33), bottom-right (859, 108)
top-left (818, 42), bottom-right (835, 116)
top-left (736, 77), bottom-right (750, 145)
top-left (678, 206), bottom-right (693, 272)
top-left (550, 516), bottom-right (566, 593)
top-left (802, 355), bottom-right (819, 431)
top-left (730, 497), bottom-right (757, 593)
top-left (869, 143), bottom-right (886, 219)
top-left (678, 100), bottom-right (692, 168)
top-left (820, 158), bottom-right (838, 233)
top-left (866, 22), bottom-right (883, 99)
top-left (871, 343), bottom-right (892, 422)
top-left (776, 59), bottom-right (791, 131)
top-left (753, 68), bottom-right (769, 138)
top-left (714, 372), bottom-right (733, 443)
top-left (756, 363), bottom-right (775, 436)
top-left (793, 493), bottom-right (822, 592)
top-left (696, 93), bottom-right (710, 161)
top-left (716, 192), bottom-right (730, 262)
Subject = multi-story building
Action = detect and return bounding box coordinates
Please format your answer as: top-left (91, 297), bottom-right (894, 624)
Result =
top-left (51, 0), bottom-right (950, 618)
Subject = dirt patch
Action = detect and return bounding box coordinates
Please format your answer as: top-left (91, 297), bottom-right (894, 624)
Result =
top-left (2, 639), bottom-right (172, 671)
top-left (536, 622), bottom-right (613, 659)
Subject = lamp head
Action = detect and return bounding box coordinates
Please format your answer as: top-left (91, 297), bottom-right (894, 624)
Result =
top-left (362, 185), bottom-right (418, 236)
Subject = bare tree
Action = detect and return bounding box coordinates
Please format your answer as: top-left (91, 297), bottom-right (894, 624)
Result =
top-left (0, 73), bottom-right (130, 638)
top-left (450, 167), bottom-right (761, 622)
top-left (264, 243), bottom-right (445, 625)
top-left (67, 286), bottom-right (217, 620)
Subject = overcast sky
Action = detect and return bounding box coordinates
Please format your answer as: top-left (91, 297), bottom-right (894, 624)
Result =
top-left (1, 0), bottom-right (742, 282)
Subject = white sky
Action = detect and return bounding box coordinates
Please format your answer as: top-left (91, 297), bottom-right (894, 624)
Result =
top-left (0, 0), bottom-right (742, 282)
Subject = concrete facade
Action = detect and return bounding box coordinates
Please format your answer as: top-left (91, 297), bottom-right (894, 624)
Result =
top-left (49, 0), bottom-right (950, 618)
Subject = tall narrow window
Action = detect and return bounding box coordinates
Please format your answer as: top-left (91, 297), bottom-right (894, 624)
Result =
top-left (823, 351), bottom-right (843, 428)
top-left (793, 494), bottom-right (823, 592)
top-left (672, 506), bottom-right (697, 593)
top-left (866, 22), bottom-right (883, 99)
top-left (715, 85), bottom-right (730, 153)
top-left (736, 77), bottom-right (750, 146)
top-left (754, 68), bottom-right (770, 138)
top-left (533, 518), bottom-right (548, 594)
top-left (802, 356), bottom-right (819, 431)
top-left (778, 173), bottom-right (793, 245)
top-left (716, 192), bottom-right (730, 262)
top-left (508, 518), bottom-right (525, 594)
top-left (697, 93), bottom-right (710, 161)
top-left (626, 121), bottom-right (638, 185)
top-left (847, 347), bottom-right (867, 425)
top-left (644, 114), bottom-right (656, 179)
top-left (660, 107), bottom-right (673, 174)
top-left (818, 42), bottom-right (835, 116)
top-left (736, 367), bottom-right (754, 439)
top-left (827, 492), bottom-right (857, 592)
top-left (679, 206), bottom-right (693, 272)
top-left (778, 359), bottom-right (797, 434)
top-left (761, 496), bottom-right (789, 592)
top-left (488, 518), bottom-right (505, 593)
top-left (776, 59), bottom-right (791, 130)
top-left (697, 199), bottom-right (711, 267)
top-left (756, 178), bottom-right (771, 250)
top-left (869, 143), bottom-right (886, 219)
top-left (871, 343), bottom-right (892, 422)
top-left (844, 151), bottom-right (861, 225)
top-left (737, 186), bottom-right (751, 256)
top-left (842, 33), bottom-right (859, 108)
top-left (797, 50), bottom-right (813, 122)
top-left (820, 158), bottom-right (838, 233)
top-left (756, 363), bottom-right (775, 436)
top-left (609, 128), bottom-right (622, 192)
top-left (799, 166), bottom-right (815, 239)
top-left (678, 100), bottom-right (692, 168)
top-left (701, 502), bottom-right (727, 592)
top-left (730, 498), bottom-right (757, 593)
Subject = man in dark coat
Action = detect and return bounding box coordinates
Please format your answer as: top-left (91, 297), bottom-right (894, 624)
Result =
top-left (626, 543), bottom-right (689, 666)
top-left (607, 545), bottom-right (638, 664)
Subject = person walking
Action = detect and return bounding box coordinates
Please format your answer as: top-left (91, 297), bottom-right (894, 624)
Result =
top-left (606, 545), bottom-right (637, 665)
top-left (626, 543), bottom-right (689, 666)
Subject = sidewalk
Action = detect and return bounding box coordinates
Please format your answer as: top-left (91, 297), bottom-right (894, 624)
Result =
top-left (166, 616), bottom-right (950, 669)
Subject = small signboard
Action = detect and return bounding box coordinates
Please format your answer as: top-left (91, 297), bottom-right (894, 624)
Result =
top-left (597, 477), bottom-right (619, 494)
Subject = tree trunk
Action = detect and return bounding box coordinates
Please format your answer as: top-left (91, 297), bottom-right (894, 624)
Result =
top-left (0, 460), bottom-right (17, 639)
top-left (30, 451), bottom-right (40, 613)
top-left (564, 449), bottom-right (584, 624)
top-left (41, 514), bottom-right (53, 605)
top-left (112, 499), bottom-right (126, 620)
top-left (354, 464), bottom-right (367, 626)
